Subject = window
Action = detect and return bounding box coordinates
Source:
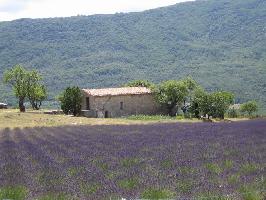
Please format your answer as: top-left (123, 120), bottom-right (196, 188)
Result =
top-left (120, 102), bottom-right (123, 110)
top-left (86, 97), bottom-right (90, 110)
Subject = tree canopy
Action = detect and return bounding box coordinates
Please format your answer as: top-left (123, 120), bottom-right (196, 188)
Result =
top-left (60, 87), bottom-right (82, 116)
top-left (154, 79), bottom-right (193, 116)
top-left (3, 65), bottom-right (47, 111)
top-left (191, 89), bottom-right (234, 119)
top-left (240, 101), bottom-right (258, 117)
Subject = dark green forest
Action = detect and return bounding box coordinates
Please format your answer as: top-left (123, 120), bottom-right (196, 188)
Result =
top-left (0, 0), bottom-right (265, 111)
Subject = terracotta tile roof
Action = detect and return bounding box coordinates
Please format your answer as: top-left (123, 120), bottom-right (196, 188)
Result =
top-left (82, 87), bottom-right (152, 97)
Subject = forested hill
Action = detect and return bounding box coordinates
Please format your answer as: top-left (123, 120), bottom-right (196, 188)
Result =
top-left (0, 0), bottom-right (266, 111)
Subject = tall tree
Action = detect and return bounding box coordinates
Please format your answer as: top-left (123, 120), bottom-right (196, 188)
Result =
top-left (190, 87), bottom-right (208, 118)
top-left (26, 70), bottom-right (47, 110)
top-left (210, 91), bottom-right (234, 119)
top-left (3, 65), bottom-right (47, 111)
top-left (155, 80), bottom-right (189, 116)
top-left (3, 65), bottom-right (28, 112)
top-left (28, 84), bottom-right (47, 110)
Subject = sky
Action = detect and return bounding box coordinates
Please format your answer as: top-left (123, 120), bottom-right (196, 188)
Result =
top-left (0, 0), bottom-right (194, 21)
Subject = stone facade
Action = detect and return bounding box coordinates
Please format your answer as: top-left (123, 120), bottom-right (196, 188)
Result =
top-left (81, 87), bottom-right (164, 118)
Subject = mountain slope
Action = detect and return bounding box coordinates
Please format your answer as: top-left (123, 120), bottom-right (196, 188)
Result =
top-left (0, 0), bottom-right (266, 111)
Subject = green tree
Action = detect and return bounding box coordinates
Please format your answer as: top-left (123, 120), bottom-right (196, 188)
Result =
top-left (191, 90), bottom-right (234, 119)
top-left (209, 91), bottom-right (234, 119)
top-left (183, 77), bottom-right (198, 93)
top-left (190, 87), bottom-right (208, 118)
top-left (125, 80), bottom-right (154, 88)
top-left (240, 101), bottom-right (258, 117)
top-left (155, 80), bottom-right (189, 116)
top-left (3, 65), bottom-right (28, 112)
top-left (26, 70), bottom-right (47, 110)
top-left (60, 87), bottom-right (82, 116)
top-left (28, 85), bottom-right (47, 110)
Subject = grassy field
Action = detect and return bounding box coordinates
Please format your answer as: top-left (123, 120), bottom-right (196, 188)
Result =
top-left (0, 109), bottom-right (206, 129)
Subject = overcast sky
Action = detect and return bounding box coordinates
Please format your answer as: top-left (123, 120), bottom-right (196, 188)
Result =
top-left (0, 0), bottom-right (194, 21)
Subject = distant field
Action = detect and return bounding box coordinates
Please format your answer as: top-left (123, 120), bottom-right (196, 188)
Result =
top-left (0, 120), bottom-right (265, 199)
top-left (0, 109), bottom-right (203, 129)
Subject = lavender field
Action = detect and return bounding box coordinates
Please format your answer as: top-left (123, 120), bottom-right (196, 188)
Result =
top-left (0, 120), bottom-right (265, 200)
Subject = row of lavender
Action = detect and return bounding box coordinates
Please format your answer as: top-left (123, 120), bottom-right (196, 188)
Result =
top-left (0, 120), bottom-right (265, 199)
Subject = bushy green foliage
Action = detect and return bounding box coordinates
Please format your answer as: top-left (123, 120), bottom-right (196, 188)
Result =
top-left (240, 101), bottom-right (258, 117)
top-left (227, 108), bottom-right (238, 118)
top-left (3, 65), bottom-right (28, 111)
top-left (26, 70), bottom-right (47, 110)
top-left (209, 91), bottom-right (234, 119)
top-left (3, 65), bottom-right (47, 111)
top-left (60, 87), bottom-right (82, 116)
top-left (0, 0), bottom-right (265, 112)
top-left (191, 89), bottom-right (234, 119)
top-left (154, 78), bottom-right (195, 116)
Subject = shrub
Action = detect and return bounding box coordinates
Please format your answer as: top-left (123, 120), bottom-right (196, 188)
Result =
top-left (227, 108), bottom-right (238, 118)
top-left (59, 86), bottom-right (82, 116)
top-left (240, 101), bottom-right (258, 117)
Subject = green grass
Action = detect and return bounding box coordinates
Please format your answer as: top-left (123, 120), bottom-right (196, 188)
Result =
top-left (239, 185), bottom-right (265, 200)
top-left (118, 178), bottom-right (139, 190)
top-left (223, 160), bottom-right (234, 170)
top-left (67, 166), bottom-right (85, 177)
top-left (80, 183), bottom-right (100, 196)
top-left (160, 159), bottom-right (174, 169)
top-left (227, 174), bottom-right (240, 185)
top-left (177, 166), bottom-right (196, 175)
top-left (205, 163), bottom-right (222, 175)
top-left (224, 149), bottom-right (239, 157)
top-left (121, 158), bottom-right (140, 168)
top-left (141, 188), bottom-right (175, 199)
top-left (97, 162), bottom-right (109, 171)
top-left (127, 115), bottom-right (175, 121)
top-left (125, 114), bottom-right (194, 121)
top-left (197, 192), bottom-right (231, 200)
top-left (37, 171), bottom-right (64, 186)
top-left (240, 163), bottom-right (259, 174)
top-left (0, 186), bottom-right (28, 200)
top-left (38, 193), bottom-right (71, 200)
top-left (0, 110), bottom-right (201, 130)
top-left (176, 179), bottom-right (194, 194)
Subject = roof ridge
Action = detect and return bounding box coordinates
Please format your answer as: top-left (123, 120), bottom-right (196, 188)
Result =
top-left (82, 87), bottom-right (152, 97)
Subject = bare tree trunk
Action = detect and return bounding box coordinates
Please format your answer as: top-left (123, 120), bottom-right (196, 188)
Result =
top-left (167, 104), bottom-right (176, 117)
top-left (19, 97), bottom-right (25, 112)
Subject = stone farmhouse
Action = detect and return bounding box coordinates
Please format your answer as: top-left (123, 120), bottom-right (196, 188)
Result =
top-left (81, 87), bottom-right (164, 118)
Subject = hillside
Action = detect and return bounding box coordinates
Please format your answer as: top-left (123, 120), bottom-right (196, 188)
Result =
top-left (0, 0), bottom-right (265, 111)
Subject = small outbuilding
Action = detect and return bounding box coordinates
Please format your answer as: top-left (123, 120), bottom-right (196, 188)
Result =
top-left (81, 87), bottom-right (164, 118)
top-left (0, 103), bottom-right (8, 109)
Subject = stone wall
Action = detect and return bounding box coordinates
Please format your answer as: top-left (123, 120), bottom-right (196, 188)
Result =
top-left (81, 92), bottom-right (165, 118)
